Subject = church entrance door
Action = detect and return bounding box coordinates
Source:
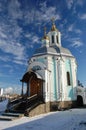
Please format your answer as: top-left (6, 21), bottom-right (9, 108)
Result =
top-left (30, 76), bottom-right (43, 97)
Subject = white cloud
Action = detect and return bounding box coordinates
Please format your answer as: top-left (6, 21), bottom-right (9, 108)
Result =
top-left (0, 41), bottom-right (22, 58)
top-left (0, 39), bottom-right (26, 62)
top-left (39, 3), bottom-right (61, 21)
top-left (25, 33), bottom-right (32, 38)
top-left (13, 59), bottom-right (27, 65)
top-left (0, 1), bottom-right (26, 65)
top-left (0, 81), bottom-right (22, 94)
top-left (66, 37), bottom-right (83, 48)
top-left (4, 86), bottom-right (21, 95)
top-left (0, 55), bottom-right (10, 62)
top-left (8, 0), bottom-right (22, 20)
top-left (25, 33), bottom-right (40, 47)
top-left (66, 0), bottom-right (74, 9)
top-left (4, 87), bottom-right (13, 94)
top-left (68, 24), bottom-right (74, 32)
top-left (0, 1), bottom-right (61, 58)
top-left (31, 35), bottom-right (40, 43)
top-left (75, 29), bottom-right (82, 34)
top-left (0, 31), bottom-right (7, 38)
top-left (67, 24), bottom-right (82, 34)
top-left (79, 14), bottom-right (86, 20)
top-left (0, 17), bottom-right (23, 41)
top-left (24, 2), bottom-right (61, 24)
top-left (71, 40), bottom-right (83, 48)
top-left (39, 1), bottom-right (47, 11)
top-left (66, 0), bottom-right (84, 15)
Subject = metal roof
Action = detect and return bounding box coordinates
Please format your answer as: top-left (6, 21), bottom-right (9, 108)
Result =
top-left (20, 71), bottom-right (43, 83)
top-left (33, 45), bottom-right (73, 57)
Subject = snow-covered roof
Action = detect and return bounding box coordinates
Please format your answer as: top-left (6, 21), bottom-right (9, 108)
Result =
top-left (33, 45), bottom-right (73, 57)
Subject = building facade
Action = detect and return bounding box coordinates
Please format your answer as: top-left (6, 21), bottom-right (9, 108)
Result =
top-left (21, 21), bottom-right (77, 110)
top-left (0, 88), bottom-right (3, 96)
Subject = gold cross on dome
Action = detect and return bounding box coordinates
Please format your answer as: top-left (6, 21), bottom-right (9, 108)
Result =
top-left (44, 26), bottom-right (47, 36)
top-left (51, 17), bottom-right (55, 24)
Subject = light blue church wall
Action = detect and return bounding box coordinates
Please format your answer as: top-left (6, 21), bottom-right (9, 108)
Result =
top-left (65, 59), bottom-right (74, 100)
top-left (52, 58), bottom-right (57, 100)
top-left (37, 58), bottom-right (45, 63)
top-left (37, 57), bottom-right (57, 100)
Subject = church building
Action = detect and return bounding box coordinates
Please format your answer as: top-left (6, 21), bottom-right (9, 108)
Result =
top-left (21, 20), bottom-right (77, 115)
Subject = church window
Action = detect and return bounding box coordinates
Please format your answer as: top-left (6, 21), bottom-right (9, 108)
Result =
top-left (67, 72), bottom-right (71, 86)
top-left (52, 35), bottom-right (54, 43)
top-left (32, 66), bottom-right (41, 71)
top-left (56, 35), bottom-right (58, 43)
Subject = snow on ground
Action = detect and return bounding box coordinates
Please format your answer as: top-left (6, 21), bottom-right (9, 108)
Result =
top-left (0, 100), bottom-right (86, 130)
top-left (0, 109), bottom-right (86, 130)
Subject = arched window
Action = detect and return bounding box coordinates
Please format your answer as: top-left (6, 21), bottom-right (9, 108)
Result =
top-left (67, 72), bottom-right (71, 86)
top-left (52, 35), bottom-right (54, 43)
top-left (56, 35), bottom-right (58, 43)
top-left (32, 66), bottom-right (41, 71)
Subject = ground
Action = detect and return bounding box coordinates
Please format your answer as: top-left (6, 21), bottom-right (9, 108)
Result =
top-left (0, 100), bottom-right (86, 130)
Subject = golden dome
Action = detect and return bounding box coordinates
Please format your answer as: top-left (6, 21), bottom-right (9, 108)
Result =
top-left (51, 24), bottom-right (57, 31)
top-left (51, 18), bottom-right (58, 31)
top-left (43, 35), bottom-right (49, 40)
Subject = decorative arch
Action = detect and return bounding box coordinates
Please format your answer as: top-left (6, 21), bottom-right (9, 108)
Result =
top-left (21, 71), bottom-right (44, 97)
top-left (28, 61), bottom-right (46, 71)
top-left (77, 95), bottom-right (83, 107)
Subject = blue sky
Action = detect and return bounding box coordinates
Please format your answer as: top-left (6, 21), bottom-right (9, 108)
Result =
top-left (0, 0), bottom-right (86, 93)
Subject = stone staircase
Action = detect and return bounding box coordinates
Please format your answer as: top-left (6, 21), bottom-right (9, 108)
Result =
top-left (7, 95), bottom-right (44, 115)
top-left (0, 95), bottom-right (45, 120)
top-left (0, 112), bottom-right (24, 121)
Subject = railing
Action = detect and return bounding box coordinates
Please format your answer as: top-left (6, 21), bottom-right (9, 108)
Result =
top-left (7, 94), bottom-right (44, 113)
top-left (27, 94), bottom-right (37, 100)
top-left (25, 95), bottom-right (44, 115)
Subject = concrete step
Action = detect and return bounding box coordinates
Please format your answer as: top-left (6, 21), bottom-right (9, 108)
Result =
top-left (0, 112), bottom-right (24, 121)
top-left (0, 115), bottom-right (19, 121)
top-left (2, 112), bottom-right (24, 117)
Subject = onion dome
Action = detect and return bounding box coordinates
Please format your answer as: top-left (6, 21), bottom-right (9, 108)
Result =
top-left (51, 18), bottom-right (58, 31)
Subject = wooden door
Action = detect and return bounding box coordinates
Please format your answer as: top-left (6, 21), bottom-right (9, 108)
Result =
top-left (30, 77), bottom-right (42, 96)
